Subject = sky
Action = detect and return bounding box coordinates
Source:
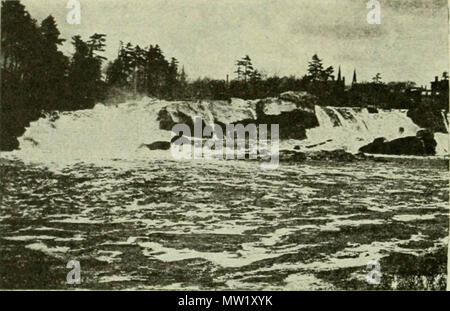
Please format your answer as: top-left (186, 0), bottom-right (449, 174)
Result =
top-left (21, 0), bottom-right (449, 87)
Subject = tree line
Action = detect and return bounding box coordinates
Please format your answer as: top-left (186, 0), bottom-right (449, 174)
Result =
top-left (105, 43), bottom-right (186, 100)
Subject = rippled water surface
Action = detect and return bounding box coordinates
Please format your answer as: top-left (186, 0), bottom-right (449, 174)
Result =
top-left (0, 157), bottom-right (448, 290)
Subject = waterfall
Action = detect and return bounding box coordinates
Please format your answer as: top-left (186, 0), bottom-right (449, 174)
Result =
top-left (442, 111), bottom-right (449, 133)
top-left (7, 97), bottom-right (449, 163)
top-left (13, 98), bottom-right (172, 162)
top-left (304, 106), bottom-right (424, 153)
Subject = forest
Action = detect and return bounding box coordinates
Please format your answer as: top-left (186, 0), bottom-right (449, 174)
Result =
top-left (1, 1), bottom-right (448, 150)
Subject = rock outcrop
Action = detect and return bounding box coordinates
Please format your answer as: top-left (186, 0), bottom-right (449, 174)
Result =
top-left (157, 92), bottom-right (319, 140)
top-left (140, 141), bottom-right (171, 151)
top-left (407, 104), bottom-right (448, 134)
top-left (359, 130), bottom-right (437, 156)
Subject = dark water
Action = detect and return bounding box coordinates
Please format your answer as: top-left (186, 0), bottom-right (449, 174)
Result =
top-left (0, 157), bottom-right (448, 290)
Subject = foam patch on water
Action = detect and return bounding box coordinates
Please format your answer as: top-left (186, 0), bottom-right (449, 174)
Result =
top-left (392, 214), bottom-right (436, 222)
top-left (283, 273), bottom-right (334, 290)
top-left (138, 241), bottom-right (280, 268)
top-left (25, 242), bottom-right (70, 258)
top-left (4, 235), bottom-right (57, 241)
top-left (99, 275), bottom-right (146, 283)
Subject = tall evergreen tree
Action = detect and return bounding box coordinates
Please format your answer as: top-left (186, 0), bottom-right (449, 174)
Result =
top-left (40, 15), bottom-right (65, 47)
top-left (307, 54), bottom-right (324, 81)
top-left (235, 55), bottom-right (255, 82)
top-left (146, 44), bottom-right (168, 97)
top-left (68, 34), bottom-right (107, 109)
top-left (39, 15), bottom-right (69, 110)
top-left (166, 57), bottom-right (179, 98)
top-left (307, 54), bottom-right (333, 82)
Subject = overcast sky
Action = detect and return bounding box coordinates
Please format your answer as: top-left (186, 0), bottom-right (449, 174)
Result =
top-left (21, 0), bottom-right (448, 87)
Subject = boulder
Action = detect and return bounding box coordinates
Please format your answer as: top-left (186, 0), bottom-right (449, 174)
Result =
top-left (140, 141), bottom-right (171, 151)
top-left (359, 130), bottom-right (437, 156)
top-left (416, 129), bottom-right (437, 155)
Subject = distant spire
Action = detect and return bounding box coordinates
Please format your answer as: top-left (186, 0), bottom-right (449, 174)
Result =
top-left (337, 66), bottom-right (342, 82)
top-left (352, 69), bottom-right (357, 84)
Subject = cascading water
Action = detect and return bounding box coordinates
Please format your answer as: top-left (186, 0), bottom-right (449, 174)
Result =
top-left (8, 97), bottom-right (449, 163)
top-left (302, 106), bottom-right (425, 153)
top-left (13, 98), bottom-right (172, 163)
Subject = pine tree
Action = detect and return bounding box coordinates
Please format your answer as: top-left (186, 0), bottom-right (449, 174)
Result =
top-left (39, 15), bottom-right (69, 110)
top-left (146, 44), bottom-right (169, 97)
top-left (242, 55), bottom-right (254, 82)
top-left (134, 45), bottom-right (148, 93)
top-left (40, 15), bottom-right (65, 48)
top-left (178, 66), bottom-right (188, 98)
top-left (235, 55), bottom-right (255, 82)
top-left (235, 61), bottom-right (243, 80)
top-left (307, 54), bottom-right (324, 81)
top-left (322, 66), bottom-right (334, 81)
top-left (372, 73), bottom-right (382, 84)
top-left (166, 57), bottom-right (179, 98)
top-left (87, 33), bottom-right (106, 59)
top-left (68, 34), bottom-right (107, 109)
top-left (307, 54), bottom-right (334, 82)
